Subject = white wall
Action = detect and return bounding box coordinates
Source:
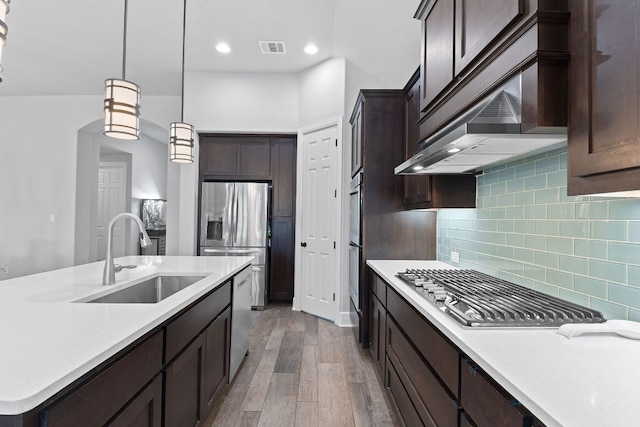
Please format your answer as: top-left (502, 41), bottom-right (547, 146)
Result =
top-left (185, 71), bottom-right (300, 133)
top-left (298, 58), bottom-right (346, 128)
top-left (0, 95), bottom-right (179, 279)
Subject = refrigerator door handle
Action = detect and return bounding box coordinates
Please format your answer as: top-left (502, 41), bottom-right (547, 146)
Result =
top-left (233, 184), bottom-right (239, 244)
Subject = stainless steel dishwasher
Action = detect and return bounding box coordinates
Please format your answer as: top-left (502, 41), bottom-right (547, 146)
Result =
top-left (230, 265), bottom-right (251, 380)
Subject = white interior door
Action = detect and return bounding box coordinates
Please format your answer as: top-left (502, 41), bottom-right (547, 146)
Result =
top-left (97, 163), bottom-right (127, 261)
top-left (298, 124), bottom-right (339, 320)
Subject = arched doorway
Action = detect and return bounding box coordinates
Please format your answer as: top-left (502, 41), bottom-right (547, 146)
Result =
top-left (74, 118), bottom-right (169, 265)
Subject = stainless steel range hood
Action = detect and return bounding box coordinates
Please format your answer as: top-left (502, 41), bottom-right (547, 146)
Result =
top-left (395, 75), bottom-right (567, 175)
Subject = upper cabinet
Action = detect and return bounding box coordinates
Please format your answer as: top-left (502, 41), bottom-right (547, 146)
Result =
top-left (403, 69), bottom-right (476, 209)
top-left (415, 0), bottom-right (569, 141)
top-left (453, 0), bottom-right (524, 75)
top-left (567, 0), bottom-right (640, 195)
top-left (351, 99), bottom-right (364, 177)
top-left (200, 136), bottom-right (271, 178)
top-left (420, 0), bottom-right (455, 109)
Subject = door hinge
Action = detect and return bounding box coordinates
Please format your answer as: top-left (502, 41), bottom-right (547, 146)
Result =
top-left (335, 139), bottom-right (338, 147)
top-left (333, 293), bottom-right (336, 301)
top-left (333, 241), bottom-right (336, 249)
top-left (334, 189), bottom-right (337, 198)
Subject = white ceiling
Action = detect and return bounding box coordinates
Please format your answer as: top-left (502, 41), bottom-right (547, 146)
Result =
top-left (0, 0), bottom-right (421, 97)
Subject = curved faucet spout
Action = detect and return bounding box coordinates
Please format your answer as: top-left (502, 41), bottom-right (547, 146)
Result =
top-left (103, 213), bottom-right (152, 286)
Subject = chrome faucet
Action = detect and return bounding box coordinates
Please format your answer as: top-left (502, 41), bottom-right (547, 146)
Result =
top-left (103, 213), bottom-right (152, 285)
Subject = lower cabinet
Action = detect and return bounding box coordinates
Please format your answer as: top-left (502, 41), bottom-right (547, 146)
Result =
top-left (204, 307), bottom-right (231, 410)
top-left (369, 269), bottom-right (541, 427)
top-left (165, 334), bottom-right (206, 427)
top-left (109, 375), bottom-right (163, 427)
top-left (39, 331), bottom-right (163, 427)
top-left (19, 280), bottom-right (235, 427)
top-left (164, 291), bottom-right (231, 427)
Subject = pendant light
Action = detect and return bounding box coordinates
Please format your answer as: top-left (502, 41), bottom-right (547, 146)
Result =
top-left (169, 0), bottom-right (195, 163)
top-left (104, 0), bottom-right (141, 140)
top-left (0, 0), bottom-right (9, 83)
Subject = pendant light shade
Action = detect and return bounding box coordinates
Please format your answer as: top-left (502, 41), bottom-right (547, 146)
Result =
top-left (169, 122), bottom-right (195, 163)
top-left (104, 78), bottom-right (141, 140)
top-left (104, 0), bottom-right (141, 140)
top-left (0, 0), bottom-right (10, 83)
top-left (169, 0), bottom-right (195, 163)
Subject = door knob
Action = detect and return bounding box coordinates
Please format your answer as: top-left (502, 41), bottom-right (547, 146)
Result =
top-left (301, 242), bottom-right (307, 247)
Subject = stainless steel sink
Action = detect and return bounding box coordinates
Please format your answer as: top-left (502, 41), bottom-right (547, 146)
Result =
top-left (85, 275), bottom-right (206, 304)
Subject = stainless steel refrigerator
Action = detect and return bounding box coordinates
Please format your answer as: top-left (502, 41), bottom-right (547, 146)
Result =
top-left (199, 182), bottom-right (269, 309)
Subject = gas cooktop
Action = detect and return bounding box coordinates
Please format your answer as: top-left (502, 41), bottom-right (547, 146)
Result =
top-left (397, 269), bottom-right (605, 327)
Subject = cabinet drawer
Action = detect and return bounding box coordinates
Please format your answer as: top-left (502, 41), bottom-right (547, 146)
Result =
top-left (41, 331), bottom-right (163, 427)
top-left (387, 287), bottom-right (458, 396)
top-left (165, 281), bottom-right (231, 363)
top-left (461, 358), bottom-right (533, 427)
top-left (371, 274), bottom-right (387, 305)
top-left (386, 356), bottom-right (424, 427)
top-left (387, 317), bottom-right (458, 427)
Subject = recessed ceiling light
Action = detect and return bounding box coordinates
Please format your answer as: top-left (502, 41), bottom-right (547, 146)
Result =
top-left (448, 147), bottom-right (461, 153)
top-left (304, 44), bottom-right (318, 55)
top-left (216, 43), bottom-right (231, 54)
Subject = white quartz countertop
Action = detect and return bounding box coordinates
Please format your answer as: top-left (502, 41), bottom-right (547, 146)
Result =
top-left (0, 255), bottom-right (253, 415)
top-left (368, 260), bottom-right (640, 427)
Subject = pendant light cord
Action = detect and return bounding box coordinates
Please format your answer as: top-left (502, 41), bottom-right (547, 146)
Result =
top-left (122, 0), bottom-right (128, 80)
top-left (180, 0), bottom-right (187, 121)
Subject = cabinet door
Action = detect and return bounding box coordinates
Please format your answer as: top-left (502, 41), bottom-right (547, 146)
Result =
top-left (200, 139), bottom-right (237, 176)
top-left (351, 100), bottom-right (363, 176)
top-left (368, 292), bottom-right (386, 376)
top-left (108, 375), bottom-right (162, 427)
top-left (164, 334), bottom-right (206, 427)
top-left (270, 216), bottom-right (295, 300)
top-left (204, 307), bottom-right (231, 411)
top-left (420, 0), bottom-right (455, 110)
top-left (454, 0), bottom-right (524, 74)
top-left (568, 0), bottom-right (640, 195)
top-left (403, 75), bottom-right (432, 206)
top-left (272, 138), bottom-right (297, 217)
top-left (237, 139), bottom-right (271, 177)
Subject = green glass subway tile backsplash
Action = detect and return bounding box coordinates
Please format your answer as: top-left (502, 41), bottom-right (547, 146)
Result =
top-left (437, 146), bottom-right (640, 320)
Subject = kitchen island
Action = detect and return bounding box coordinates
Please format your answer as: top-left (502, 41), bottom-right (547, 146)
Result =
top-left (0, 255), bottom-right (253, 425)
top-left (369, 260), bottom-right (640, 427)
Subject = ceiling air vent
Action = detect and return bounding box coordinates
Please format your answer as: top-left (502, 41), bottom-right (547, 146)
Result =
top-left (259, 40), bottom-right (286, 54)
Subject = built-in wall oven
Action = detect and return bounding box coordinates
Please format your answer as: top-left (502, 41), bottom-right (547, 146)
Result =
top-left (349, 173), bottom-right (362, 318)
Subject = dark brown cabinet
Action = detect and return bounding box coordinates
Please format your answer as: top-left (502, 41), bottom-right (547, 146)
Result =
top-left (567, 0), bottom-right (640, 195)
top-left (415, 0), bottom-right (569, 141)
top-left (453, 0), bottom-right (524, 75)
top-left (199, 134), bottom-right (297, 302)
top-left (165, 334), bottom-right (206, 427)
top-left (15, 280), bottom-right (234, 427)
top-left (351, 99), bottom-right (363, 176)
top-left (199, 136), bottom-right (271, 178)
top-left (109, 375), bottom-right (162, 427)
top-left (164, 283), bottom-right (231, 427)
top-left (418, 0), bottom-right (526, 112)
top-left (204, 307), bottom-right (231, 410)
top-left (371, 269), bottom-right (540, 427)
top-left (40, 332), bottom-right (163, 427)
top-left (349, 90), bottom-right (437, 348)
top-left (420, 0), bottom-right (455, 110)
top-left (461, 358), bottom-right (533, 427)
top-left (403, 69), bottom-right (476, 209)
top-left (368, 291), bottom-right (386, 376)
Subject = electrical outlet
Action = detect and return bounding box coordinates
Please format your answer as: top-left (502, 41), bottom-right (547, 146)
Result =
top-left (0, 265), bottom-right (8, 274)
top-left (450, 251), bottom-right (460, 263)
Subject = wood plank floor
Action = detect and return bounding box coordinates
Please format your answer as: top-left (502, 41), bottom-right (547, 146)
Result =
top-left (204, 304), bottom-right (399, 427)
